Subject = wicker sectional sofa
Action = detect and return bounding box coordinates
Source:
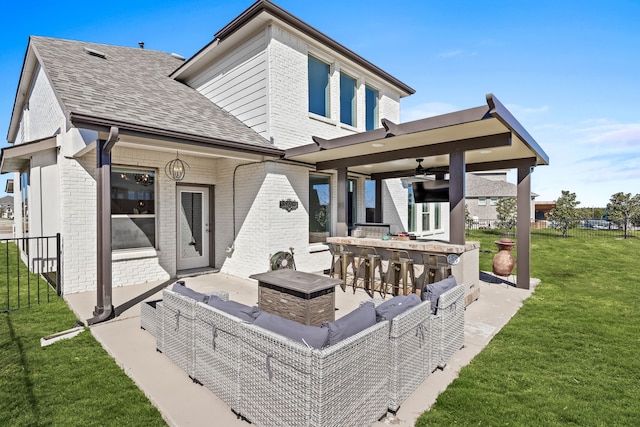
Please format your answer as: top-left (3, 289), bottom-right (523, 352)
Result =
top-left (146, 280), bottom-right (465, 426)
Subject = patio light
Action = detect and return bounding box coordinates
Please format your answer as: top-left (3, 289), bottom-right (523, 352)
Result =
top-left (165, 152), bottom-right (190, 181)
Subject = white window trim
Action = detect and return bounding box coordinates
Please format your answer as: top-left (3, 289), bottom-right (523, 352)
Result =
top-left (111, 166), bottom-right (158, 251)
top-left (113, 248), bottom-right (159, 261)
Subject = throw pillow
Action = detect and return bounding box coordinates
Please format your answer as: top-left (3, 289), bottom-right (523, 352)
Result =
top-left (422, 276), bottom-right (457, 314)
top-left (253, 311), bottom-right (329, 349)
top-left (375, 294), bottom-right (421, 321)
top-left (207, 296), bottom-right (260, 323)
top-left (321, 301), bottom-right (377, 346)
top-left (171, 282), bottom-right (208, 302)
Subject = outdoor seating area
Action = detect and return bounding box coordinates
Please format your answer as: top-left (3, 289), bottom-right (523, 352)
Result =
top-left (140, 276), bottom-right (465, 426)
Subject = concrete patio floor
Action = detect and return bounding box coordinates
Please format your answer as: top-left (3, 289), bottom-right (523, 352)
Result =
top-left (65, 272), bottom-right (537, 427)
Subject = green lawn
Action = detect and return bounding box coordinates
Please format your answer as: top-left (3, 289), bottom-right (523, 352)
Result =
top-left (417, 231), bottom-right (640, 426)
top-left (3, 234), bottom-right (639, 426)
top-left (0, 243), bottom-right (166, 426)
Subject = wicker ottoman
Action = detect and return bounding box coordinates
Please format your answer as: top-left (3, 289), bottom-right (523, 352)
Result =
top-left (141, 299), bottom-right (162, 338)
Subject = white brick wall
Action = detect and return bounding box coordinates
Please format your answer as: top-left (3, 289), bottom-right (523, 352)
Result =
top-left (267, 25), bottom-right (402, 148)
top-left (57, 138), bottom-right (334, 292)
top-left (44, 20), bottom-right (410, 292)
top-left (383, 179), bottom-right (409, 235)
top-left (216, 160), bottom-right (330, 277)
top-left (60, 143), bottom-right (225, 293)
top-left (22, 66), bottom-right (65, 143)
top-left (185, 23), bottom-right (403, 151)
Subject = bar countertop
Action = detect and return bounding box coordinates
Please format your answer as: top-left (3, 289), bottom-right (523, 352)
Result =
top-left (326, 236), bottom-right (480, 254)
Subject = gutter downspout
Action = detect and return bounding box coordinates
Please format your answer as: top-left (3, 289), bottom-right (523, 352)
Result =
top-left (87, 126), bottom-right (119, 325)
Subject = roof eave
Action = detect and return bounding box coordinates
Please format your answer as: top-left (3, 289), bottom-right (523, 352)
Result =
top-left (69, 113), bottom-right (284, 158)
top-left (486, 93), bottom-right (549, 166)
top-left (171, 0), bottom-right (415, 96)
top-left (1, 135), bottom-right (58, 173)
top-left (7, 39), bottom-right (39, 143)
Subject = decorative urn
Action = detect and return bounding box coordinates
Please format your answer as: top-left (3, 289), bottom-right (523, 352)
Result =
top-left (492, 238), bottom-right (516, 276)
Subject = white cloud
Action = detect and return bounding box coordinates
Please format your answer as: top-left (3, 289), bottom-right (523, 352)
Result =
top-left (400, 102), bottom-right (458, 122)
top-left (438, 49), bottom-right (463, 58)
top-left (578, 122), bottom-right (640, 147)
top-left (528, 118), bottom-right (640, 206)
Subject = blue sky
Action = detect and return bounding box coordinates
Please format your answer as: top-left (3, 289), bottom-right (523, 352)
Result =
top-left (1, 0), bottom-right (639, 207)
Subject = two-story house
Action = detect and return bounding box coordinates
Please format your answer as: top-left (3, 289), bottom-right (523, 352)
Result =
top-left (1, 0), bottom-right (548, 319)
top-left (466, 171), bottom-right (537, 226)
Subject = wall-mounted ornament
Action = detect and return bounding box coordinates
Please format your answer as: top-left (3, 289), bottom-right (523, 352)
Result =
top-left (279, 199), bottom-right (299, 212)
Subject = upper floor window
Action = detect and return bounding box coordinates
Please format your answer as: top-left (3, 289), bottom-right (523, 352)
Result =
top-left (308, 56), bottom-right (330, 117)
top-left (340, 72), bottom-right (356, 126)
top-left (111, 167), bottom-right (156, 250)
top-left (365, 85), bottom-right (379, 131)
top-left (478, 197), bottom-right (487, 206)
top-left (490, 197), bottom-right (499, 206)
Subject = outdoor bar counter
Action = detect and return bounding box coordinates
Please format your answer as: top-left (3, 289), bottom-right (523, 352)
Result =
top-left (326, 236), bottom-right (481, 305)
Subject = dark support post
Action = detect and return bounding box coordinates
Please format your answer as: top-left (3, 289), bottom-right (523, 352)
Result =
top-left (516, 165), bottom-right (532, 289)
top-left (336, 167), bottom-right (348, 236)
top-left (449, 151), bottom-right (466, 245)
top-left (87, 127), bottom-right (118, 325)
top-left (374, 177), bottom-right (383, 223)
top-left (56, 233), bottom-right (61, 296)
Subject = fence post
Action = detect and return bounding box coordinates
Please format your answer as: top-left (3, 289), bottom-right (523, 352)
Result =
top-left (56, 233), bottom-right (62, 296)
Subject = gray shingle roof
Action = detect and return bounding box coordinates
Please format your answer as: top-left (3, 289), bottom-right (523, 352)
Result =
top-left (30, 36), bottom-right (275, 150)
top-left (465, 173), bottom-right (517, 197)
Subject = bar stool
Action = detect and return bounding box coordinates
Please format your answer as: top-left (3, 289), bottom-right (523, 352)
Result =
top-left (419, 252), bottom-right (452, 288)
top-left (385, 249), bottom-right (417, 296)
top-left (353, 246), bottom-right (385, 298)
top-left (328, 243), bottom-right (355, 291)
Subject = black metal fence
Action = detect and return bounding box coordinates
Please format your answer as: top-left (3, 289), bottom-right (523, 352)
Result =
top-left (0, 234), bottom-right (61, 313)
top-left (467, 219), bottom-right (639, 240)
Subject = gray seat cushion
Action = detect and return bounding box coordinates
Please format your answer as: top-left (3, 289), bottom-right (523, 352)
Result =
top-left (322, 301), bottom-right (377, 346)
top-left (171, 282), bottom-right (208, 302)
top-left (254, 311), bottom-right (329, 349)
top-left (422, 276), bottom-right (457, 314)
top-left (207, 296), bottom-right (260, 323)
top-left (375, 294), bottom-right (421, 321)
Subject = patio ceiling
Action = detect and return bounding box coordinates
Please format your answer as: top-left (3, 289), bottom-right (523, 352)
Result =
top-left (284, 94), bottom-right (548, 177)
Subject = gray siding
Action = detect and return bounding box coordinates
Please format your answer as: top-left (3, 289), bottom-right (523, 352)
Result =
top-left (188, 31), bottom-right (268, 137)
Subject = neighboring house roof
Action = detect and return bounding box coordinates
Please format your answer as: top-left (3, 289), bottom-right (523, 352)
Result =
top-left (0, 196), bottom-right (13, 207)
top-left (466, 173), bottom-right (516, 198)
top-left (8, 36), bottom-right (280, 155)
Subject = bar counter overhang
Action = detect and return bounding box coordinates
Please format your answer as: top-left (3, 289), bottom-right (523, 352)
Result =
top-left (326, 236), bottom-right (481, 305)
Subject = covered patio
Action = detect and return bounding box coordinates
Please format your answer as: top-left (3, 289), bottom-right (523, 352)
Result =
top-left (65, 271), bottom-right (538, 426)
top-left (285, 93), bottom-right (549, 290)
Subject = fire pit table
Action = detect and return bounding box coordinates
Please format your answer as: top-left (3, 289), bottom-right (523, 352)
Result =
top-left (250, 269), bottom-right (343, 326)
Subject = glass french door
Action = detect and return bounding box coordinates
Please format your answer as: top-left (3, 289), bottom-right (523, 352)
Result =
top-left (177, 186), bottom-right (210, 270)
